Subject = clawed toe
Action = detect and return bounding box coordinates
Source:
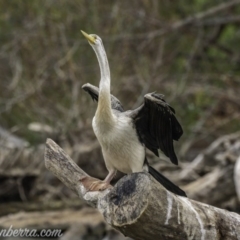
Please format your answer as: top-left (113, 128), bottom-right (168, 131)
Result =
top-left (89, 181), bottom-right (111, 191)
top-left (79, 176), bottom-right (112, 192)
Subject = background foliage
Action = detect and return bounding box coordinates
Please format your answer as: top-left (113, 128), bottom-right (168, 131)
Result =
top-left (0, 0), bottom-right (240, 155)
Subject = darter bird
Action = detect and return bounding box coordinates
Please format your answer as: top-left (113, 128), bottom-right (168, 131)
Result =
top-left (81, 31), bottom-right (186, 197)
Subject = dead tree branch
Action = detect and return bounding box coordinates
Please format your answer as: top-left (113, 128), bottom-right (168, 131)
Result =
top-left (107, 0), bottom-right (240, 42)
top-left (45, 139), bottom-right (240, 240)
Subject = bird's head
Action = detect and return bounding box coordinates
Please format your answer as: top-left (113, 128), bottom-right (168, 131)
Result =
top-left (81, 30), bottom-right (102, 48)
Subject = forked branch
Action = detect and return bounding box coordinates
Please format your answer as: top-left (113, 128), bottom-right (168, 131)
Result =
top-left (45, 139), bottom-right (240, 240)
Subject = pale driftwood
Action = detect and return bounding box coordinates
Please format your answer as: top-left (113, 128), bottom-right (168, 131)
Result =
top-left (234, 156), bottom-right (240, 202)
top-left (45, 138), bottom-right (240, 240)
top-left (183, 165), bottom-right (235, 206)
top-left (178, 132), bottom-right (240, 209)
top-left (0, 144), bottom-right (44, 177)
top-left (179, 132), bottom-right (240, 182)
top-left (0, 125), bottom-right (29, 148)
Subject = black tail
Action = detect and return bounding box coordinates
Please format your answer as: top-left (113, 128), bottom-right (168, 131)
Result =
top-left (148, 165), bottom-right (187, 197)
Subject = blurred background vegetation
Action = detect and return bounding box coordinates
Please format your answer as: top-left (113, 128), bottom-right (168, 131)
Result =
top-left (0, 0), bottom-right (240, 239)
top-left (1, 0), bottom-right (240, 150)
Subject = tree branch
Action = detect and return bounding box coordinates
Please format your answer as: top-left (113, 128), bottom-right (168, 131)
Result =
top-left (105, 0), bottom-right (240, 42)
top-left (45, 139), bottom-right (240, 240)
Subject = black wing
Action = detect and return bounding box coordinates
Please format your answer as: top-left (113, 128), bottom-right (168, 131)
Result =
top-left (131, 92), bottom-right (183, 165)
top-left (82, 83), bottom-right (124, 112)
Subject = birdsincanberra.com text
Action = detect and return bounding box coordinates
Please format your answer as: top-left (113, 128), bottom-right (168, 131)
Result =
top-left (0, 226), bottom-right (63, 238)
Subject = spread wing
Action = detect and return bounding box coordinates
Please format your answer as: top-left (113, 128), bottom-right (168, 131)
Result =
top-left (82, 83), bottom-right (124, 112)
top-left (130, 92), bottom-right (183, 165)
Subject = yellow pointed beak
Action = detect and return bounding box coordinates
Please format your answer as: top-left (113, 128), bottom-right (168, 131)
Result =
top-left (81, 30), bottom-right (96, 44)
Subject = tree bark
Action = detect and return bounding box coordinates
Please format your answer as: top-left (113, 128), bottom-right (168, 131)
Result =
top-left (45, 139), bottom-right (240, 240)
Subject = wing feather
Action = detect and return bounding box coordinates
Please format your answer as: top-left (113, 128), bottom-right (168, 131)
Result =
top-left (132, 92), bottom-right (183, 165)
top-left (83, 84), bottom-right (183, 165)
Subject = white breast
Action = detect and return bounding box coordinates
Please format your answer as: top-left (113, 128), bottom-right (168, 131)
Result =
top-left (92, 114), bottom-right (145, 174)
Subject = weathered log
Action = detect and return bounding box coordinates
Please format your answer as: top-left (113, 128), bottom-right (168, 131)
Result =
top-left (183, 165), bottom-right (236, 206)
top-left (179, 132), bottom-right (240, 182)
top-left (0, 125), bottom-right (29, 149)
top-left (45, 138), bottom-right (240, 240)
top-left (234, 156), bottom-right (240, 202)
top-left (176, 132), bottom-right (240, 209)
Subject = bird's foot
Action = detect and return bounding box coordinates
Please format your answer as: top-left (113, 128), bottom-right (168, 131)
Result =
top-left (88, 180), bottom-right (112, 191)
top-left (80, 176), bottom-right (112, 192)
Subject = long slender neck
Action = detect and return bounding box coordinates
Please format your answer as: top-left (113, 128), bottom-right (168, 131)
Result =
top-left (93, 44), bottom-right (114, 123)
